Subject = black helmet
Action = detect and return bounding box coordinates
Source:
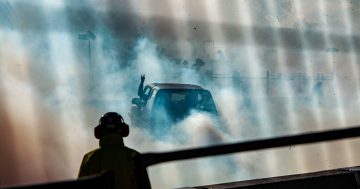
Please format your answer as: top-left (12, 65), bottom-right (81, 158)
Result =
top-left (94, 112), bottom-right (129, 139)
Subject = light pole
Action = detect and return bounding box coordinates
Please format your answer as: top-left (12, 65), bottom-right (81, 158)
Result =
top-left (326, 47), bottom-right (339, 79)
top-left (78, 30), bottom-right (96, 79)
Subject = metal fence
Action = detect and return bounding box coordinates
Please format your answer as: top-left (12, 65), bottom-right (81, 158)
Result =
top-left (4, 126), bottom-right (360, 189)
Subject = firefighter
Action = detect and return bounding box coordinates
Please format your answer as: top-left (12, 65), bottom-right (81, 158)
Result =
top-left (78, 112), bottom-right (151, 189)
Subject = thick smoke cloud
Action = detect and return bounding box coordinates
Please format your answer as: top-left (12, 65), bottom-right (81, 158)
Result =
top-left (1, 0), bottom-right (360, 188)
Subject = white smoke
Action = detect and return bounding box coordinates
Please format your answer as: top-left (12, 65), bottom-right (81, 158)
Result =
top-left (1, 0), bottom-right (360, 189)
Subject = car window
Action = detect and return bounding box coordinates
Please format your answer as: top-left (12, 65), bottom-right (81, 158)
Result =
top-left (198, 90), bottom-right (218, 114)
top-left (151, 89), bottom-right (218, 121)
top-left (170, 91), bottom-right (187, 103)
top-left (143, 86), bottom-right (152, 99)
top-left (153, 90), bottom-right (172, 110)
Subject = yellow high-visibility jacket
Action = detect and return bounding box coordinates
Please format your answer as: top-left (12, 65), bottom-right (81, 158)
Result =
top-left (78, 134), bottom-right (151, 189)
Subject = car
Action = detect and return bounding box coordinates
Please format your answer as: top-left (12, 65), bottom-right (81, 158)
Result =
top-left (129, 83), bottom-right (223, 136)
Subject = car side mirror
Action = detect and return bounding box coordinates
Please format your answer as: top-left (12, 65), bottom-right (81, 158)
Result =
top-left (132, 98), bottom-right (141, 105)
top-left (131, 98), bottom-right (146, 107)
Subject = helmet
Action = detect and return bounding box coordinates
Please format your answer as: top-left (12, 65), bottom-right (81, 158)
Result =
top-left (94, 112), bottom-right (129, 139)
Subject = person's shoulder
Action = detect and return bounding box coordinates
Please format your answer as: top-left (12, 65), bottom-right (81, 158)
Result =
top-left (83, 148), bottom-right (101, 158)
top-left (124, 146), bottom-right (141, 156)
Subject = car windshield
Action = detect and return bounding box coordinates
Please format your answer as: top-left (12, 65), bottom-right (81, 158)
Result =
top-left (152, 89), bottom-right (218, 121)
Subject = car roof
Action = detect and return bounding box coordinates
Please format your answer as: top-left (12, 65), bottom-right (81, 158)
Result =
top-left (147, 83), bottom-right (205, 90)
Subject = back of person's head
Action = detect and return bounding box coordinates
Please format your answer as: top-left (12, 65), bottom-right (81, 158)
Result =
top-left (94, 112), bottom-right (129, 139)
